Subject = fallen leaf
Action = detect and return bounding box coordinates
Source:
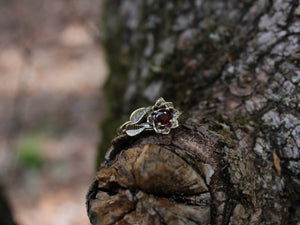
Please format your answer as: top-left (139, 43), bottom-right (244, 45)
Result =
top-left (273, 152), bottom-right (281, 175)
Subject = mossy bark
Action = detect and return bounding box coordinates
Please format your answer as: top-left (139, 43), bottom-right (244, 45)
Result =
top-left (91, 0), bottom-right (300, 224)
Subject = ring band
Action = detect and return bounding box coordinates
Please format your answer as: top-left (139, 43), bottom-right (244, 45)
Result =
top-left (118, 97), bottom-right (181, 136)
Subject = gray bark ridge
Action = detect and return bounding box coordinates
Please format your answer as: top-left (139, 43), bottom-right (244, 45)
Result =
top-left (93, 0), bottom-right (300, 224)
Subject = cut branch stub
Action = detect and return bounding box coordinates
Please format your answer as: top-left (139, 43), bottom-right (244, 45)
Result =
top-left (87, 126), bottom-right (226, 225)
top-left (98, 145), bottom-right (208, 194)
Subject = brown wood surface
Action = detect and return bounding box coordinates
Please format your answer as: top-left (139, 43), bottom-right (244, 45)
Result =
top-left (88, 126), bottom-right (222, 225)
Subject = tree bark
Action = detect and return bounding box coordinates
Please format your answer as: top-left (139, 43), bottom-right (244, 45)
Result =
top-left (87, 0), bottom-right (300, 224)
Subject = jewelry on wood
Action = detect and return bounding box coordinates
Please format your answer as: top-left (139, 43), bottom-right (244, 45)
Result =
top-left (118, 97), bottom-right (181, 136)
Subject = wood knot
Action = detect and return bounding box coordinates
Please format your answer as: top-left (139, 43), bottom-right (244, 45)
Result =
top-left (87, 126), bottom-right (226, 225)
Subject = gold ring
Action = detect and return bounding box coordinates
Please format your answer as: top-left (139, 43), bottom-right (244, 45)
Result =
top-left (118, 97), bottom-right (181, 136)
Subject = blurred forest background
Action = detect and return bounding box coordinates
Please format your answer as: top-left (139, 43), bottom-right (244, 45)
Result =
top-left (0, 0), bottom-right (107, 224)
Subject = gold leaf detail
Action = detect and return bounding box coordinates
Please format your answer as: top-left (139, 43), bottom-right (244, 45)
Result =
top-left (129, 107), bottom-right (148, 124)
top-left (125, 124), bottom-right (146, 136)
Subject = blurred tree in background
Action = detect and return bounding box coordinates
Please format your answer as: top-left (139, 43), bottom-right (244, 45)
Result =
top-left (90, 0), bottom-right (300, 224)
top-left (0, 0), bottom-right (104, 224)
top-left (0, 184), bottom-right (17, 225)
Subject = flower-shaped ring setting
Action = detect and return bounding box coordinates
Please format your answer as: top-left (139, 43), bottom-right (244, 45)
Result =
top-left (118, 97), bottom-right (181, 136)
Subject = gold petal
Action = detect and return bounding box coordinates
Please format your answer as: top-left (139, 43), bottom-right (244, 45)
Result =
top-left (154, 123), bottom-right (171, 134)
top-left (171, 119), bottom-right (179, 128)
top-left (152, 121), bottom-right (160, 133)
top-left (162, 102), bottom-right (174, 109)
top-left (147, 114), bottom-right (154, 124)
top-left (154, 97), bottom-right (166, 107)
top-left (172, 109), bottom-right (180, 116)
top-left (153, 97), bottom-right (175, 109)
top-left (160, 127), bottom-right (171, 134)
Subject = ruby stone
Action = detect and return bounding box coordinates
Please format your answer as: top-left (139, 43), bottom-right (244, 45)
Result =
top-left (154, 109), bottom-right (172, 126)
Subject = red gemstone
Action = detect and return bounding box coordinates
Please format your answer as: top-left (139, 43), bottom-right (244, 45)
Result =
top-left (154, 109), bottom-right (172, 125)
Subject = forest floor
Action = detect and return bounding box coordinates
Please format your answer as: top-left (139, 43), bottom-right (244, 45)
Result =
top-left (0, 0), bottom-right (107, 225)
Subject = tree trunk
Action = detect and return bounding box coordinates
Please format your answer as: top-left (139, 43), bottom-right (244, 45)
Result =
top-left (87, 0), bottom-right (300, 224)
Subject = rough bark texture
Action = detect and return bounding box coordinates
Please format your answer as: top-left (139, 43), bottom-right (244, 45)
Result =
top-left (88, 0), bottom-right (300, 224)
